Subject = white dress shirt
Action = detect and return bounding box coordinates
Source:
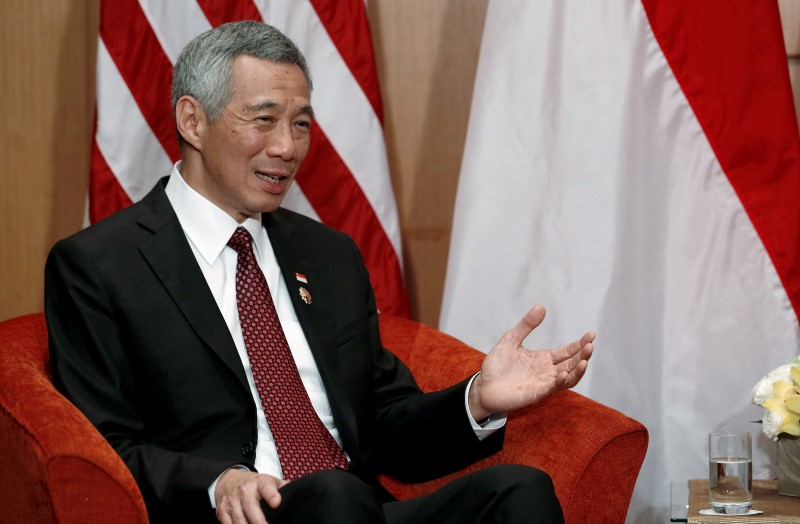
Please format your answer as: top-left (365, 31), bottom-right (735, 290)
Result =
top-left (163, 164), bottom-right (504, 507)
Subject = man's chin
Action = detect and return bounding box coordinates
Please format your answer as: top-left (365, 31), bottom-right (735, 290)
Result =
top-left (252, 196), bottom-right (287, 216)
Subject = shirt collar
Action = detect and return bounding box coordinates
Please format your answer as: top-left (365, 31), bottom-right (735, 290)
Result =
top-left (165, 162), bottom-right (268, 265)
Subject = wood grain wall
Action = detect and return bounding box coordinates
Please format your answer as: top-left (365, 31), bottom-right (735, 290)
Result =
top-left (1, 0), bottom-right (98, 322)
top-left (782, 0), bottom-right (800, 127)
top-left (368, 0), bottom-right (488, 325)
top-left (1, 0), bottom-right (798, 327)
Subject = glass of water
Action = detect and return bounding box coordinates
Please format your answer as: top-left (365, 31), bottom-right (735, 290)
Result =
top-left (709, 431), bottom-right (752, 514)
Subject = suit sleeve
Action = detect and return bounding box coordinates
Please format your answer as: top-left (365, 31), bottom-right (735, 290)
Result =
top-left (45, 237), bottom-right (234, 522)
top-left (342, 237), bottom-right (505, 482)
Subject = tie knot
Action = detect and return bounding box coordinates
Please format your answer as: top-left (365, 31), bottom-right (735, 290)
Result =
top-left (227, 227), bottom-right (254, 254)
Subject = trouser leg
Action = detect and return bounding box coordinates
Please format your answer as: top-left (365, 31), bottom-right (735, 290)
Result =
top-left (383, 464), bottom-right (564, 524)
top-left (261, 469), bottom-right (385, 524)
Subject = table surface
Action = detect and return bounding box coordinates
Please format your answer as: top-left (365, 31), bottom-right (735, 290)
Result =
top-left (685, 479), bottom-right (800, 523)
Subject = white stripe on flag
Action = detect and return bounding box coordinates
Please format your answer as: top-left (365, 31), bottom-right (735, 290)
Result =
top-left (282, 184), bottom-right (322, 222)
top-left (96, 39), bottom-right (172, 201)
top-left (138, 0), bottom-right (212, 64)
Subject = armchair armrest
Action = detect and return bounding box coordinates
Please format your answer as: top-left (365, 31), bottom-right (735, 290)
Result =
top-left (377, 314), bottom-right (647, 524)
top-left (0, 313), bottom-right (148, 524)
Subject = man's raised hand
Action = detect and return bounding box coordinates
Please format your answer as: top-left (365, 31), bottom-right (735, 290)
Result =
top-left (468, 305), bottom-right (595, 421)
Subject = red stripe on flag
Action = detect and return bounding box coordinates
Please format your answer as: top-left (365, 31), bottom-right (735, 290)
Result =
top-left (99, 0), bottom-right (179, 162)
top-left (297, 123), bottom-right (409, 316)
top-left (90, 136), bottom-right (133, 223)
top-left (196, 0), bottom-right (262, 26)
top-left (642, 0), bottom-right (800, 320)
top-left (308, 0), bottom-right (384, 122)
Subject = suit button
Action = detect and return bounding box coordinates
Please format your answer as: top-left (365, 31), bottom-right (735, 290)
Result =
top-left (241, 442), bottom-right (254, 457)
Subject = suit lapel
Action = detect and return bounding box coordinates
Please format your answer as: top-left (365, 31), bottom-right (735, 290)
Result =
top-left (136, 180), bottom-right (250, 393)
top-left (264, 211), bottom-right (360, 451)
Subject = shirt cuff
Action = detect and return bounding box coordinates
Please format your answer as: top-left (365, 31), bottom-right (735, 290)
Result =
top-left (465, 372), bottom-right (507, 441)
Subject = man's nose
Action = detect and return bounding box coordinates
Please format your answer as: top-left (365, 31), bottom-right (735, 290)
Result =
top-left (266, 123), bottom-right (296, 160)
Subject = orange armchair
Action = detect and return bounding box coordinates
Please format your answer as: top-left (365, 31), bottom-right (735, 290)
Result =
top-left (0, 313), bottom-right (647, 523)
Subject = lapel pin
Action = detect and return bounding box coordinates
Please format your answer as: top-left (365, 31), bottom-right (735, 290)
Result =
top-left (295, 272), bottom-right (308, 284)
top-left (299, 287), bottom-right (312, 305)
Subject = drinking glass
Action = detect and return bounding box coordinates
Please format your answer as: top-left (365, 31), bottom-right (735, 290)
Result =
top-left (708, 431), bottom-right (752, 514)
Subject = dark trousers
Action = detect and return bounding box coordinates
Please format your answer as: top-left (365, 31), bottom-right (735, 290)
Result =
top-left (261, 464), bottom-right (565, 523)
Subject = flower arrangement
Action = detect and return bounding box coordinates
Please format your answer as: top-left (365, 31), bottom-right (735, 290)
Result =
top-left (752, 357), bottom-right (800, 440)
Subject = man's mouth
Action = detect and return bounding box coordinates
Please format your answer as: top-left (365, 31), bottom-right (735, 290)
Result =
top-left (256, 171), bottom-right (284, 184)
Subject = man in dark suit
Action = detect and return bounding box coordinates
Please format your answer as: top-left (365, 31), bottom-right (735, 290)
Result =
top-left (45, 21), bottom-right (594, 524)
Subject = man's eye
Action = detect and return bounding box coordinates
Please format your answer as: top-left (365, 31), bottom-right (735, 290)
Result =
top-left (256, 116), bottom-right (274, 123)
top-left (296, 120), bottom-right (311, 129)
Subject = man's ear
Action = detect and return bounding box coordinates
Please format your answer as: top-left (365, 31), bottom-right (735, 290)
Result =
top-left (175, 95), bottom-right (205, 150)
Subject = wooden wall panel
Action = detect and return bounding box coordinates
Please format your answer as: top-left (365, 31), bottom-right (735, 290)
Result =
top-left (0, 0), bottom-right (98, 321)
top-left (790, 61), bottom-right (800, 127)
top-left (369, 0), bottom-right (489, 326)
top-left (782, 1), bottom-right (800, 128)
top-left (780, 0), bottom-right (800, 57)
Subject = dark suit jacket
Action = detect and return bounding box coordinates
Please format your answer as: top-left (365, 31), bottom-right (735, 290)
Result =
top-left (45, 179), bottom-right (503, 522)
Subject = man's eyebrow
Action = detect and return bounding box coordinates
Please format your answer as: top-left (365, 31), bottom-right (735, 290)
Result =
top-left (299, 104), bottom-right (315, 120)
top-left (245, 100), bottom-right (278, 113)
top-left (245, 100), bottom-right (315, 120)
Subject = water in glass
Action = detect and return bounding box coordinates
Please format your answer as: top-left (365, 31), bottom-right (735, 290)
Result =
top-left (709, 457), bottom-right (752, 514)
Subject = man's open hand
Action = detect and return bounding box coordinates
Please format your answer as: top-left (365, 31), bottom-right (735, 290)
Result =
top-left (468, 305), bottom-right (595, 421)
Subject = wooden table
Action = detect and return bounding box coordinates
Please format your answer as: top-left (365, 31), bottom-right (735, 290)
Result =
top-left (688, 479), bottom-right (800, 523)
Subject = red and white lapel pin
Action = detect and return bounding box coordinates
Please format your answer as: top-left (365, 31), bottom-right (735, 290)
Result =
top-left (295, 273), bottom-right (312, 304)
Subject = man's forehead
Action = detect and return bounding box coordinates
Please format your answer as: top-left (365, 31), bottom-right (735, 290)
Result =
top-left (227, 57), bottom-right (312, 111)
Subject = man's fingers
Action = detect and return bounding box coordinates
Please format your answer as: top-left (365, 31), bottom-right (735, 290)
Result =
top-left (506, 305), bottom-right (546, 344)
top-left (571, 359), bottom-right (589, 382)
top-left (217, 499), bottom-right (248, 524)
top-left (257, 479), bottom-right (284, 511)
top-left (242, 498), bottom-right (269, 524)
top-left (232, 503), bottom-right (251, 524)
top-left (578, 339), bottom-right (594, 361)
top-left (554, 340), bottom-right (593, 376)
top-left (217, 508), bottom-right (232, 524)
top-left (557, 359), bottom-right (589, 389)
top-left (550, 332), bottom-right (594, 365)
top-left (263, 491), bottom-right (282, 510)
top-left (216, 471), bottom-right (284, 524)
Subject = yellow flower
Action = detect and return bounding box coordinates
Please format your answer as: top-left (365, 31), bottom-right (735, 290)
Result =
top-left (762, 370), bottom-right (800, 436)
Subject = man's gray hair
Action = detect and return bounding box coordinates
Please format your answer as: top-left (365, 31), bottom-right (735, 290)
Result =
top-left (172, 20), bottom-right (313, 121)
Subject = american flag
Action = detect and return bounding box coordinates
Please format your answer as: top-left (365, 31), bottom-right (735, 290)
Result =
top-left (90, 0), bottom-right (410, 317)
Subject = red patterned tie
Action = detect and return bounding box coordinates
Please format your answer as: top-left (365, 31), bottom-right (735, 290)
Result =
top-left (227, 227), bottom-right (348, 480)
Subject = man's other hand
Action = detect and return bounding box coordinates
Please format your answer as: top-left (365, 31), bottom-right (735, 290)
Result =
top-left (215, 469), bottom-right (288, 524)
